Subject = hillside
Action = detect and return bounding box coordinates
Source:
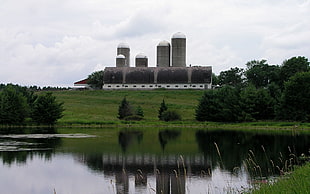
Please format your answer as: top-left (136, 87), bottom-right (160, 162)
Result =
top-left (53, 89), bottom-right (205, 124)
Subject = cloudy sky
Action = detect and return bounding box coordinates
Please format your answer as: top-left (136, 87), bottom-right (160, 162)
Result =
top-left (1, 0), bottom-right (309, 87)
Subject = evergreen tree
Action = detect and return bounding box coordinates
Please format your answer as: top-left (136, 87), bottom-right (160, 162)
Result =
top-left (118, 97), bottom-right (133, 120)
top-left (135, 106), bottom-right (144, 117)
top-left (31, 92), bottom-right (64, 125)
top-left (0, 85), bottom-right (29, 124)
top-left (158, 99), bottom-right (168, 120)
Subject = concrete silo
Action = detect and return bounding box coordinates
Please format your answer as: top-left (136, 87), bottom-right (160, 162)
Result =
top-left (117, 43), bottom-right (130, 67)
top-left (116, 54), bottom-right (126, 67)
top-left (157, 40), bottom-right (171, 67)
top-left (171, 32), bottom-right (186, 67)
top-left (135, 53), bottom-right (148, 67)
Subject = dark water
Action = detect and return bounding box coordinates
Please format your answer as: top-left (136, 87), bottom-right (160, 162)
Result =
top-left (0, 127), bottom-right (308, 194)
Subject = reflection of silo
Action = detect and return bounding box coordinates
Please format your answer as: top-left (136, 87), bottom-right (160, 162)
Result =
top-left (117, 43), bottom-right (130, 67)
top-left (116, 54), bottom-right (126, 67)
top-left (135, 53), bottom-right (148, 67)
top-left (171, 32), bottom-right (186, 67)
top-left (157, 40), bottom-right (171, 67)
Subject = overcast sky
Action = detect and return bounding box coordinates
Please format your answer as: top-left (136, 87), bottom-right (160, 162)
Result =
top-left (1, 0), bottom-right (309, 87)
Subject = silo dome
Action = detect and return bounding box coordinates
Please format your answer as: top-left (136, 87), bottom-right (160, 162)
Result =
top-left (171, 32), bottom-right (186, 67)
top-left (116, 54), bottom-right (125, 59)
top-left (135, 53), bottom-right (147, 58)
top-left (116, 54), bottom-right (126, 67)
top-left (157, 40), bottom-right (171, 67)
top-left (135, 53), bottom-right (148, 67)
top-left (172, 32), bottom-right (186, 39)
top-left (117, 42), bottom-right (130, 48)
top-left (158, 40), bottom-right (170, 47)
top-left (117, 43), bottom-right (130, 67)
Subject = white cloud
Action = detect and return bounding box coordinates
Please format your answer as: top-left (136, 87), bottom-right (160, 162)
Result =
top-left (0, 0), bottom-right (309, 86)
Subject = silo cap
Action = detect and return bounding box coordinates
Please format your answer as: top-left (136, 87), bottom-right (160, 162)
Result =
top-left (116, 54), bottom-right (125, 59)
top-left (117, 42), bottom-right (130, 48)
top-left (158, 40), bottom-right (170, 46)
top-left (135, 53), bottom-right (147, 58)
top-left (172, 32), bottom-right (186, 39)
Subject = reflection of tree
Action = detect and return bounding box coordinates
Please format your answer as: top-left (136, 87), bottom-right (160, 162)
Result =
top-left (118, 131), bottom-right (143, 152)
top-left (158, 130), bottom-right (181, 151)
top-left (195, 130), bottom-right (310, 177)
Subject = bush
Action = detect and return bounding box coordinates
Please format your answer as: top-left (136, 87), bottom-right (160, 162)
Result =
top-left (124, 115), bottom-right (144, 121)
top-left (0, 85), bottom-right (29, 125)
top-left (161, 110), bottom-right (182, 122)
top-left (31, 92), bottom-right (64, 125)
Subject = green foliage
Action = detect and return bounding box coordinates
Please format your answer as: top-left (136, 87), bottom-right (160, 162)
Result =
top-left (0, 85), bottom-right (29, 124)
top-left (276, 72), bottom-right (310, 121)
top-left (240, 85), bottom-right (275, 121)
top-left (135, 106), bottom-right (144, 117)
top-left (161, 110), bottom-right (182, 121)
top-left (118, 97), bottom-right (133, 120)
top-left (196, 86), bottom-right (242, 122)
top-left (245, 60), bottom-right (280, 88)
top-left (31, 92), bottom-right (64, 125)
top-left (124, 115), bottom-right (143, 121)
top-left (280, 56), bottom-right (309, 85)
top-left (87, 70), bottom-right (104, 89)
top-left (158, 99), bottom-right (168, 120)
top-left (249, 163), bottom-right (310, 194)
top-left (218, 67), bottom-right (244, 87)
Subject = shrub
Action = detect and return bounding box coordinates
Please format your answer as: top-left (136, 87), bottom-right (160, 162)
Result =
top-left (31, 92), bottom-right (64, 125)
top-left (124, 115), bottom-right (144, 121)
top-left (161, 110), bottom-right (182, 122)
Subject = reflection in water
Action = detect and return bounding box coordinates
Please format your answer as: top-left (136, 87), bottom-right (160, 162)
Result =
top-left (0, 128), bottom-right (309, 194)
top-left (118, 130), bottom-right (143, 152)
top-left (158, 130), bottom-right (181, 151)
top-left (195, 130), bottom-right (310, 177)
top-left (0, 127), bottom-right (61, 165)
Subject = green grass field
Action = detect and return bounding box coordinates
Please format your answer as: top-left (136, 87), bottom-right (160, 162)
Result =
top-left (50, 90), bottom-right (310, 132)
top-left (52, 89), bottom-right (205, 124)
top-left (248, 162), bottom-right (310, 194)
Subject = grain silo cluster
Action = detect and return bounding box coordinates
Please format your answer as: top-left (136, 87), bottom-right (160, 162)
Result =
top-left (102, 32), bottom-right (212, 90)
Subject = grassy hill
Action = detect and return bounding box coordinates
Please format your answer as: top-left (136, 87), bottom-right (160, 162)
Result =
top-left (52, 89), bottom-right (205, 124)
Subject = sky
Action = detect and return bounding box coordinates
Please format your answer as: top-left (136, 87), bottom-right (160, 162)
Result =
top-left (0, 0), bottom-right (309, 87)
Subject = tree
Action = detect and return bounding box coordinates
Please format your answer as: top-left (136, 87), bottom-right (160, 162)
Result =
top-left (279, 56), bottom-right (309, 87)
top-left (87, 70), bottom-right (104, 89)
top-left (276, 72), bottom-right (310, 121)
top-left (196, 86), bottom-right (242, 122)
top-left (0, 85), bottom-right (29, 124)
top-left (218, 67), bottom-right (244, 87)
top-left (31, 92), bottom-right (64, 125)
top-left (118, 97), bottom-right (133, 120)
top-left (240, 85), bottom-right (275, 121)
top-left (158, 99), bottom-right (168, 120)
top-left (135, 106), bottom-right (144, 117)
top-left (245, 60), bottom-right (280, 88)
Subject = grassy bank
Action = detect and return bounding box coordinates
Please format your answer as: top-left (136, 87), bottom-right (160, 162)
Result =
top-left (49, 90), bottom-right (310, 131)
top-left (249, 162), bottom-right (310, 194)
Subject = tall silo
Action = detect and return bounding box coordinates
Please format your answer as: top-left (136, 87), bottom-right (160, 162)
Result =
top-left (135, 53), bottom-right (148, 67)
top-left (157, 40), bottom-right (171, 67)
top-left (171, 32), bottom-right (186, 67)
top-left (116, 54), bottom-right (126, 67)
top-left (117, 43), bottom-right (130, 67)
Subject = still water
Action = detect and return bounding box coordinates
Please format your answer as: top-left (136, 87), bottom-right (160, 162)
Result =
top-left (0, 127), bottom-right (308, 194)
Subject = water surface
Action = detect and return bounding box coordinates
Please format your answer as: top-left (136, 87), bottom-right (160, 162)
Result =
top-left (0, 127), bottom-right (308, 194)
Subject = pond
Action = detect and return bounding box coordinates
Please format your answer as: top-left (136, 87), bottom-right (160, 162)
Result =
top-left (0, 127), bottom-right (308, 194)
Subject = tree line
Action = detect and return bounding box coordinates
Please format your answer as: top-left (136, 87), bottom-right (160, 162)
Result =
top-left (0, 84), bottom-right (64, 125)
top-left (196, 56), bottom-right (310, 122)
